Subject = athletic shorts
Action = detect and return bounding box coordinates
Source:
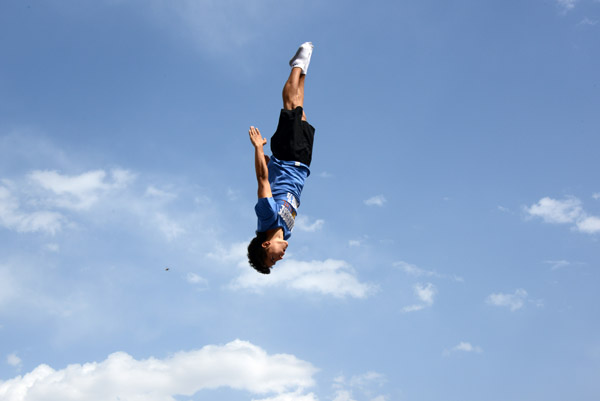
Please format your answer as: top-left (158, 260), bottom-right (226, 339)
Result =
top-left (270, 106), bottom-right (315, 167)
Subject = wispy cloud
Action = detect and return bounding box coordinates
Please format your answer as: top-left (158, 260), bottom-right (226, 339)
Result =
top-left (253, 391), bottom-right (319, 401)
top-left (0, 261), bottom-right (89, 320)
top-left (0, 168), bottom-right (138, 235)
top-left (0, 340), bottom-right (317, 401)
top-left (543, 259), bottom-right (586, 271)
top-left (153, 212), bottom-right (185, 241)
top-left (0, 164), bottom-right (216, 243)
top-left (28, 169), bottom-right (135, 211)
top-left (401, 283), bottom-right (436, 313)
top-left (525, 196), bottom-right (600, 234)
top-left (333, 371), bottom-right (387, 401)
top-left (144, 185), bottom-right (177, 201)
top-left (364, 195), bottom-right (386, 207)
top-left (557, 0), bottom-right (577, 12)
top-left (6, 353), bottom-right (23, 369)
top-left (544, 260), bottom-right (570, 270)
top-left (486, 289), bottom-right (528, 311)
top-left (295, 215), bottom-right (325, 232)
top-left (0, 184), bottom-right (64, 235)
top-left (231, 258), bottom-right (377, 299)
top-left (186, 273), bottom-right (208, 289)
top-left (578, 17), bottom-right (598, 26)
top-left (443, 342), bottom-right (483, 356)
top-left (43, 243), bottom-right (60, 253)
top-left (147, 0), bottom-right (295, 57)
top-left (394, 261), bottom-right (463, 282)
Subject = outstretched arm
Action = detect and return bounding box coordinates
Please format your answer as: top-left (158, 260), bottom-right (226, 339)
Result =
top-left (249, 126), bottom-right (272, 199)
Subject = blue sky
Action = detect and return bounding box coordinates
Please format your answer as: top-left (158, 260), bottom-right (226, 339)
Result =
top-left (1, 0), bottom-right (599, 400)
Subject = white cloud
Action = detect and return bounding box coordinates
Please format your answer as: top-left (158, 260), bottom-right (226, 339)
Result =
top-left (6, 353), bottom-right (22, 369)
top-left (226, 187), bottom-right (240, 201)
top-left (364, 195), bottom-right (386, 207)
top-left (28, 169), bottom-right (135, 211)
top-left (593, 193), bottom-right (600, 200)
top-left (211, 241), bottom-right (375, 300)
top-left (207, 241), bottom-right (249, 267)
top-left (1, 167), bottom-right (200, 242)
top-left (144, 186), bottom-right (177, 201)
top-left (295, 215), bottom-right (324, 232)
top-left (395, 261), bottom-right (440, 278)
top-left (231, 259), bottom-right (377, 299)
top-left (43, 243), bottom-right (60, 253)
top-left (348, 240), bottom-right (361, 247)
top-left (148, 0), bottom-right (291, 56)
top-left (186, 272), bottom-right (208, 289)
top-left (348, 372), bottom-right (386, 389)
top-left (0, 259), bottom-right (93, 321)
top-left (153, 213), bottom-right (185, 241)
top-left (332, 390), bottom-right (355, 401)
top-left (0, 340), bottom-right (317, 401)
top-left (395, 261), bottom-right (425, 276)
top-left (578, 17), bottom-right (598, 26)
top-left (402, 283), bottom-right (436, 313)
top-left (544, 260), bottom-right (571, 270)
top-left (332, 372), bottom-right (386, 401)
top-left (486, 289), bottom-right (528, 311)
top-left (0, 185), bottom-right (64, 235)
top-left (525, 196), bottom-right (600, 234)
top-left (415, 282), bottom-right (436, 304)
top-left (443, 342), bottom-right (483, 356)
top-left (576, 215), bottom-right (600, 234)
top-left (395, 261), bottom-right (463, 282)
top-left (253, 391), bottom-right (319, 401)
top-left (526, 196), bottom-right (582, 224)
top-left (557, 0), bottom-right (577, 11)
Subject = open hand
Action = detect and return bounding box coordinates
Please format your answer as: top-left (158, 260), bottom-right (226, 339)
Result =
top-left (249, 126), bottom-right (267, 148)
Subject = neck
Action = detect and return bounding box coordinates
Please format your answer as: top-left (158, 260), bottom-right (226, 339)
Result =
top-left (265, 227), bottom-right (284, 241)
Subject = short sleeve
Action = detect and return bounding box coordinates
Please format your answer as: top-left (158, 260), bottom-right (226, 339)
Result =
top-left (255, 197), bottom-right (277, 232)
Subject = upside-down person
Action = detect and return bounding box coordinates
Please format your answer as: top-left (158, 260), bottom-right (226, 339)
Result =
top-left (247, 42), bottom-right (316, 274)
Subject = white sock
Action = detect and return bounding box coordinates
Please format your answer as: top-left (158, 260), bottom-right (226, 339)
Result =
top-left (289, 42), bottom-right (314, 75)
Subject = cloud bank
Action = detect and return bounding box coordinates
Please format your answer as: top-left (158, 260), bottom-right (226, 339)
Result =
top-left (0, 340), bottom-right (317, 401)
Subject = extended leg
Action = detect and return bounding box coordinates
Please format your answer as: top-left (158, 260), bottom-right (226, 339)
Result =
top-left (283, 42), bottom-right (313, 121)
top-left (282, 67), bottom-right (306, 119)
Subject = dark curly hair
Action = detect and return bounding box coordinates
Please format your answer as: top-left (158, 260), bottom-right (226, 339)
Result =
top-left (247, 231), bottom-right (270, 274)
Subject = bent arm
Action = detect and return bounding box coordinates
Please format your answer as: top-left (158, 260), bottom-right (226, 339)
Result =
top-left (249, 126), bottom-right (272, 199)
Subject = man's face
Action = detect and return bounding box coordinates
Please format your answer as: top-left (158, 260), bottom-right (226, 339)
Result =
top-left (263, 239), bottom-right (288, 268)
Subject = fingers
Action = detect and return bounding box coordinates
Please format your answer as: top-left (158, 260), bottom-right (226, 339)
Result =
top-left (248, 126), bottom-right (260, 138)
top-left (248, 126), bottom-right (266, 146)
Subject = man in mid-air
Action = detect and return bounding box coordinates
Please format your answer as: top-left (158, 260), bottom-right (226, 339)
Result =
top-left (247, 42), bottom-right (315, 274)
